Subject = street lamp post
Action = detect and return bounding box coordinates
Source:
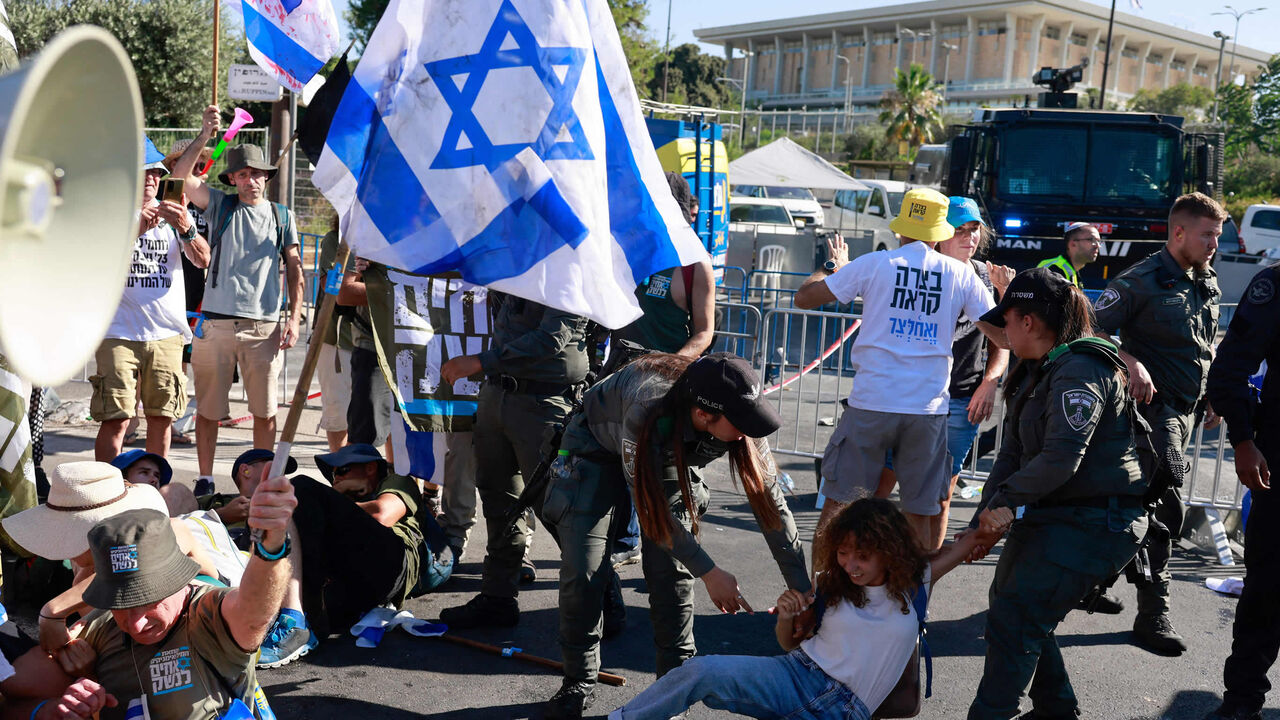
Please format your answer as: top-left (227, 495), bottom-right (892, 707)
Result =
top-left (1212, 30), bottom-right (1230, 122)
top-left (834, 54), bottom-right (852, 131)
top-left (899, 28), bottom-right (932, 67)
top-left (1212, 5), bottom-right (1265, 86)
top-left (940, 41), bottom-right (958, 100)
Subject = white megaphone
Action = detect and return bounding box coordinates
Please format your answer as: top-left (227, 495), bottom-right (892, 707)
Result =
top-left (0, 26), bottom-right (143, 385)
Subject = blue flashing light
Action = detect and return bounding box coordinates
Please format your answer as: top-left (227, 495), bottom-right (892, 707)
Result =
top-left (1004, 218), bottom-right (1024, 229)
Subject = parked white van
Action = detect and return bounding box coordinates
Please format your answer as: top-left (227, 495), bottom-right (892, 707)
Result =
top-left (730, 184), bottom-right (826, 228)
top-left (1240, 204), bottom-right (1280, 256)
top-left (824, 179), bottom-right (910, 253)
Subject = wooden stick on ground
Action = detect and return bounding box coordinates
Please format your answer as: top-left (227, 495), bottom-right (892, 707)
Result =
top-left (436, 633), bottom-right (627, 687)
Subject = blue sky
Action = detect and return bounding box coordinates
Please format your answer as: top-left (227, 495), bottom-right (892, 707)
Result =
top-left (334, 0), bottom-right (1279, 57)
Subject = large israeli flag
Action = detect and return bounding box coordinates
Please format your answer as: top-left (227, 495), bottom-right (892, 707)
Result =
top-left (241, 0), bottom-right (341, 93)
top-left (312, 0), bottom-right (708, 328)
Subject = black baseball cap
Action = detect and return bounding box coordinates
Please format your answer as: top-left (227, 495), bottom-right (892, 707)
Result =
top-left (231, 449), bottom-right (297, 488)
top-left (683, 353), bottom-right (781, 438)
top-left (979, 267), bottom-right (1074, 328)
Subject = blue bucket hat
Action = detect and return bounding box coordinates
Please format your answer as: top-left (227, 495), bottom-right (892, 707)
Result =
top-left (143, 136), bottom-right (168, 174)
top-left (110, 449), bottom-right (172, 487)
top-left (314, 443), bottom-right (387, 482)
top-left (947, 196), bottom-right (983, 229)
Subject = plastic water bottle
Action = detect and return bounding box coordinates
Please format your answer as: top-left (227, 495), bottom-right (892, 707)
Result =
top-left (778, 472), bottom-right (795, 493)
top-left (959, 483), bottom-right (983, 499)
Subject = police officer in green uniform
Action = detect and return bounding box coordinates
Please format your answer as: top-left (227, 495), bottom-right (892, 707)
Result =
top-left (438, 292), bottom-right (590, 628)
top-left (969, 268), bottom-right (1149, 720)
top-left (540, 352), bottom-right (810, 720)
top-left (1036, 221), bottom-right (1100, 288)
top-left (1092, 192), bottom-right (1225, 655)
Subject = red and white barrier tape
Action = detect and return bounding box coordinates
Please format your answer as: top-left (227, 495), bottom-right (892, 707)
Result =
top-left (762, 319), bottom-right (861, 396)
top-left (222, 391), bottom-right (323, 426)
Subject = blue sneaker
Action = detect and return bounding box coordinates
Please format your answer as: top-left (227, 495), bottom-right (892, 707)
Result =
top-left (257, 613), bottom-right (317, 668)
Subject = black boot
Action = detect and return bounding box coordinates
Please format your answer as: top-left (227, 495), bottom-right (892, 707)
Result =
top-left (1132, 612), bottom-right (1187, 655)
top-left (1203, 704), bottom-right (1263, 720)
top-left (1077, 590), bottom-right (1124, 615)
top-left (602, 571), bottom-right (626, 639)
top-left (439, 593), bottom-right (519, 629)
top-left (544, 679), bottom-right (595, 720)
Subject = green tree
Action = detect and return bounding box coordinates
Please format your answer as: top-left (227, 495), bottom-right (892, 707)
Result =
top-left (1252, 55), bottom-right (1280, 155)
top-left (344, 0), bottom-right (386, 53)
top-left (647, 43), bottom-right (730, 107)
top-left (1127, 83), bottom-right (1214, 118)
top-left (878, 63), bottom-right (943, 155)
top-left (8, 0), bottom-right (245, 128)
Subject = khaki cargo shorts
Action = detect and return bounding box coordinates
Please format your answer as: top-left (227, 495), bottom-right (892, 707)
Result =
top-left (90, 335), bottom-right (188, 421)
top-left (819, 406), bottom-right (951, 515)
top-left (191, 318), bottom-right (283, 421)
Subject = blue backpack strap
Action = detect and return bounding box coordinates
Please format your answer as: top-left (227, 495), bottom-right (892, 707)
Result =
top-left (912, 584), bottom-right (932, 699)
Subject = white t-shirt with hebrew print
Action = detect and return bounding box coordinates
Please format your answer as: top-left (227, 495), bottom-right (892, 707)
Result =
top-left (824, 242), bottom-right (994, 415)
top-left (105, 211), bottom-right (193, 343)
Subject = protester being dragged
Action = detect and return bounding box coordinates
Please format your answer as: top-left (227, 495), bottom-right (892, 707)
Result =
top-left (795, 188), bottom-right (996, 548)
top-left (108, 450), bottom-right (198, 516)
top-left (540, 352), bottom-right (810, 720)
top-left (90, 136), bottom-right (208, 464)
top-left (1, 462), bottom-right (220, 657)
top-left (260, 444), bottom-right (452, 669)
top-left (967, 268), bottom-right (1149, 719)
top-left (610, 498), bottom-right (1001, 720)
top-left (30, 472), bottom-right (297, 720)
top-left (1036, 221), bottom-right (1100, 288)
top-left (170, 105), bottom-right (304, 495)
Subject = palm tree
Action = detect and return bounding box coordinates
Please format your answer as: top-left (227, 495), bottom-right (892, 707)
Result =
top-left (879, 63), bottom-right (944, 157)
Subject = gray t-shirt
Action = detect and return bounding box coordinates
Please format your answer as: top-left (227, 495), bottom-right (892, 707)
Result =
top-left (201, 187), bottom-right (299, 321)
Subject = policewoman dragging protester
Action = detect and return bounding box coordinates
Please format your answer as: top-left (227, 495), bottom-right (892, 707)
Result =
top-left (539, 352), bottom-right (810, 720)
top-left (967, 268), bottom-right (1150, 719)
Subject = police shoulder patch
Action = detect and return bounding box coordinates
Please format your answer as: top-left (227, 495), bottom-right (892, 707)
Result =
top-left (1061, 388), bottom-right (1102, 431)
top-left (622, 439), bottom-right (638, 477)
top-left (1245, 277), bottom-right (1276, 306)
top-left (1094, 287), bottom-right (1121, 311)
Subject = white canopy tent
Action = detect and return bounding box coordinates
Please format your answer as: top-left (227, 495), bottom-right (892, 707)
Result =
top-left (728, 137), bottom-right (868, 191)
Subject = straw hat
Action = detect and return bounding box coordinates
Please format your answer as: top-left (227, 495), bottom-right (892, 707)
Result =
top-left (2, 461), bottom-right (168, 561)
top-left (889, 187), bottom-right (955, 243)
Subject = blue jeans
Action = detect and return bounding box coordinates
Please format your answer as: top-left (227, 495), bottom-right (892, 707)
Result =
top-left (612, 648), bottom-right (872, 720)
top-left (947, 396), bottom-right (980, 477)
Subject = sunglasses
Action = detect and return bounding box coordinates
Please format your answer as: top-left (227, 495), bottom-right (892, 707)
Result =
top-left (333, 464), bottom-right (358, 476)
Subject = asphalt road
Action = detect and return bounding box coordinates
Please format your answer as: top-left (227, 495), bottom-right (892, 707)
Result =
top-left (36, 371), bottom-right (1278, 720)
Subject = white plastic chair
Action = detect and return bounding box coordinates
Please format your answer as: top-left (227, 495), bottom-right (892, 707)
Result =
top-left (756, 244), bottom-right (788, 299)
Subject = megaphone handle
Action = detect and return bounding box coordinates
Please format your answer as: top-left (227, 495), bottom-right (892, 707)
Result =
top-left (250, 440), bottom-right (294, 545)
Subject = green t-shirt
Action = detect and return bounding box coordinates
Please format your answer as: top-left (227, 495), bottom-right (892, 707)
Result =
top-left (201, 187), bottom-right (299, 321)
top-left (82, 585), bottom-right (256, 720)
top-left (317, 230), bottom-right (354, 349)
top-left (370, 472), bottom-right (422, 604)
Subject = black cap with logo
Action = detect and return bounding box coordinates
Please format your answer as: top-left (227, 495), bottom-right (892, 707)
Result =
top-left (682, 353), bottom-right (782, 439)
top-left (979, 267), bottom-right (1075, 328)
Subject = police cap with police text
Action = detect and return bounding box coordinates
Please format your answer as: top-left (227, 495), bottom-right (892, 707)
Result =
top-left (979, 267), bottom-right (1075, 328)
top-left (683, 353), bottom-right (781, 439)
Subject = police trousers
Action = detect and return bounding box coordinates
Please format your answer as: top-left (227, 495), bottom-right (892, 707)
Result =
top-left (543, 454), bottom-right (710, 684)
top-left (474, 383), bottom-right (574, 599)
top-left (1222, 440), bottom-right (1280, 712)
top-left (1125, 402), bottom-right (1194, 614)
top-left (969, 506), bottom-right (1146, 720)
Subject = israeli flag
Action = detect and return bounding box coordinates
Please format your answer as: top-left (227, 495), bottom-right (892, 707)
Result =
top-left (241, 0), bottom-right (341, 93)
top-left (312, 0), bottom-right (708, 328)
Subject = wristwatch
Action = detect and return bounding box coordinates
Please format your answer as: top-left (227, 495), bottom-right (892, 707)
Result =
top-left (823, 259), bottom-right (839, 273)
top-left (178, 224), bottom-right (197, 242)
top-left (253, 534), bottom-right (292, 562)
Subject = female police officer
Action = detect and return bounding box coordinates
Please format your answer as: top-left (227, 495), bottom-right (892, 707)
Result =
top-left (968, 268), bottom-right (1149, 720)
top-left (540, 352), bottom-right (810, 720)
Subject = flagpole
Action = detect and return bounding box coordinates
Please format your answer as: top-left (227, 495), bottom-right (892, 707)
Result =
top-left (212, 0), bottom-right (220, 106)
top-left (1098, 0), bottom-right (1117, 109)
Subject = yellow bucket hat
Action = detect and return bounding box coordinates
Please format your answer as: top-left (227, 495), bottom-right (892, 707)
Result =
top-left (889, 188), bottom-right (955, 243)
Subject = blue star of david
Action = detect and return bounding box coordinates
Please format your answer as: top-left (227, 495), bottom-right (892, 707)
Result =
top-left (426, 0), bottom-right (593, 171)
